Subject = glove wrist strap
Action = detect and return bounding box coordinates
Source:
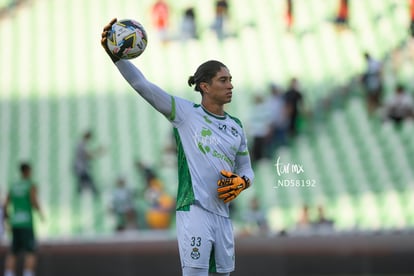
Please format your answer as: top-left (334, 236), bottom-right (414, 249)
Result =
top-left (242, 176), bottom-right (250, 189)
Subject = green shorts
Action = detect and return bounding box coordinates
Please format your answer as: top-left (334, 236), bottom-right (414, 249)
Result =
top-left (11, 227), bottom-right (37, 254)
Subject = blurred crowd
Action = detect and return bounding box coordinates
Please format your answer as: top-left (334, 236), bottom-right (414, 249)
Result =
top-left (240, 0), bottom-right (414, 238)
top-left (361, 51), bottom-right (414, 125)
top-left (150, 0), bottom-right (231, 43)
top-left (148, 0), bottom-right (356, 43)
top-left (237, 198), bottom-right (335, 237)
top-left (247, 78), bottom-right (305, 165)
top-left (72, 129), bottom-right (175, 233)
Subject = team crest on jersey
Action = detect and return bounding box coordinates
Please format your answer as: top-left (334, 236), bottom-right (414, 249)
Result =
top-left (231, 126), bottom-right (239, 137)
top-left (191, 247), bottom-right (200, 260)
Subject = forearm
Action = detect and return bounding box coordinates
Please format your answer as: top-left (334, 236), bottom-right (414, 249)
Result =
top-left (31, 196), bottom-right (42, 214)
top-left (236, 154), bottom-right (254, 186)
top-left (33, 201), bottom-right (45, 221)
top-left (115, 60), bottom-right (173, 118)
top-left (30, 187), bottom-right (44, 217)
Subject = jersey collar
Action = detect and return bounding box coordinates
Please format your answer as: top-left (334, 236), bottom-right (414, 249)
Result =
top-left (201, 105), bottom-right (227, 120)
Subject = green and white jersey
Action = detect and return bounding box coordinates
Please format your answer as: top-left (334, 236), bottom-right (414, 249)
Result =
top-left (171, 98), bottom-right (254, 216)
top-left (9, 179), bottom-right (34, 228)
top-left (116, 60), bottom-right (254, 218)
top-left (116, 60), bottom-right (254, 217)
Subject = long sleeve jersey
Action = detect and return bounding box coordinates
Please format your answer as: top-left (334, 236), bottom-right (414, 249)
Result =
top-left (116, 60), bottom-right (254, 217)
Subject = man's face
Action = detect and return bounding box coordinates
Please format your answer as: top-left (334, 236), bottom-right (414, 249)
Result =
top-left (23, 167), bottom-right (31, 178)
top-left (203, 67), bottom-right (233, 104)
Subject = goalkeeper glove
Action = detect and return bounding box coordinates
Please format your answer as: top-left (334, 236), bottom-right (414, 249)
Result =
top-left (217, 170), bottom-right (250, 203)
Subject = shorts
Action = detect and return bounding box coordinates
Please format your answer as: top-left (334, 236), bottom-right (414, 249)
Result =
top-left (176, 204), bottom-right (235, 273)
top-left (11, 227), bottom-right (37, 254)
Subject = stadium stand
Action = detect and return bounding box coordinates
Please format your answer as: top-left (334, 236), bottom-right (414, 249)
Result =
top-left (0, 0), bottom-right (413, 242)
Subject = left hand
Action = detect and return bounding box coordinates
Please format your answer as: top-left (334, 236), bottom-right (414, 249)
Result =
top-left (101, 18), bottom-right (120, 63)
top-left (217, 170), bottom-right (250, 203)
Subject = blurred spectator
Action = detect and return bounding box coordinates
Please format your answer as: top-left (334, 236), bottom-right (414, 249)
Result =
top-left (295, 204), bottom-right (311, 232)
top-left (162, 129), bottom-right (177, 167)
top-left (312, 205), bottom-right (334, 233)
top-left (151, 0), bottom-right (170, 44)
top-left (334, 0), bottom-right (350, 31)
top-left (361, 52), bottom-right (383, 116)
top-left (180, 7), bottom-right (198, 41)
top-left (211, 0), bottom-right (229, 40)
top-left (297, 204), bottom-right (310, 225)
top-left (248, 94), bottom-right (273, 163)
top-left (285, 0), bottom-right (294, 32)
top-left (72, 130), bottom-right (105, 197)
top-left (110, 176), bottom-right (138, 232)
top-left (136, 161), bottom-right (175, 230)
top-left (3, 162), bottom-right (44, 276)
top-left (383, 84), bottom-right (414, 125)
top-left (240, 197), bottom-right (269, 236)
top-left (268, 84), bottom-right (289, 156)
top-left (410, 0), bottom-right (414, 38)
top-left (0, 194), bottom-right (4, 241)
top-left (284, 78), bottom-right (304, 138)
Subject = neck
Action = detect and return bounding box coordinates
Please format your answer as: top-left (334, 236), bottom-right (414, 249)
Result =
top-left (201, 99), bottom-right (225, 116)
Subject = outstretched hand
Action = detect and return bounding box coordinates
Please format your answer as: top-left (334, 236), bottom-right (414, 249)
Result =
top-left (101, 18), bottom-right (120, 63)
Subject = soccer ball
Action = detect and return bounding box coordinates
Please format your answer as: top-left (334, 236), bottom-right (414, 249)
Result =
top-left (107, 19), bottom-right (148, 60)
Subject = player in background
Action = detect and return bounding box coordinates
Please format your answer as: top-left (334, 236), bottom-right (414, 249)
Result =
top-left (73, 130), bottom-right (105, 197)
top-left (410, 0), bottom-right (414, 38)
top-left (0, 192), bottom-right (5, 242)
top-left (3, 162), bottom-right (44, 276)
top-left (101, 18), bottom-right (254, 276)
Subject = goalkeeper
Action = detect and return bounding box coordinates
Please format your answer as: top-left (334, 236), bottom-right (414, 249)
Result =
top-left (101, 18), bottom-right (254, 276)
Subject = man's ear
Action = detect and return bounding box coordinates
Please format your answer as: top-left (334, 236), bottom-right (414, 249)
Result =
top-left (200, 82), bottom-right (209, 94)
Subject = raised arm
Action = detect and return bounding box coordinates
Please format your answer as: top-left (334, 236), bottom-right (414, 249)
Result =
top-left (101, 18), bottom-right (173, 118)
top-left (115, 60), bottom-right (173, 118)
